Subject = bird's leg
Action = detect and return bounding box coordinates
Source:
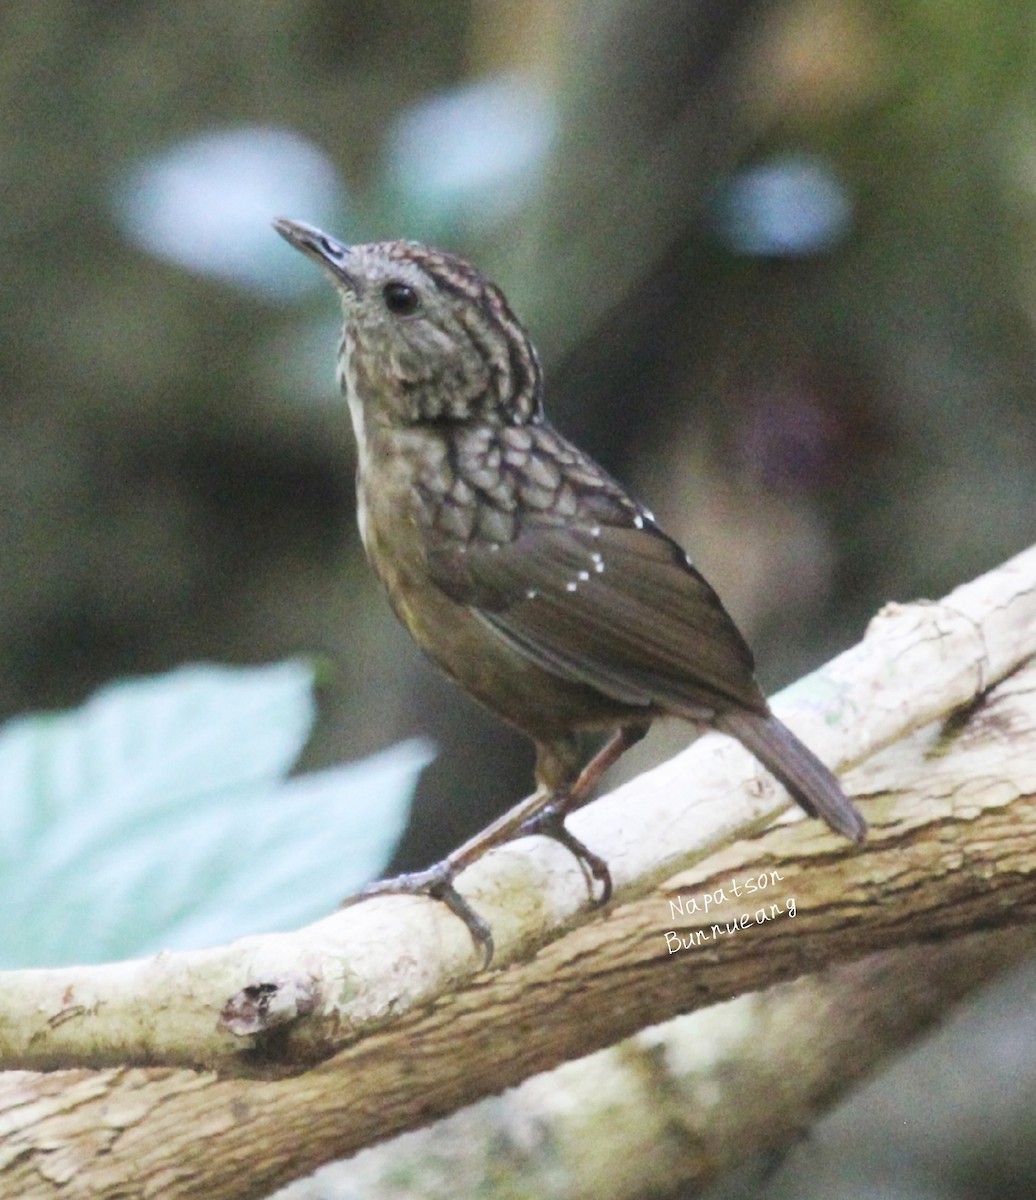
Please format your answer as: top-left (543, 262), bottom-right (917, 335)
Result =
top-left (342, 724), bottom-right (649, 965)
top-left (341, 784), bottom-right (566, 966)
top-left (518, 723), bottom-right (650, 902)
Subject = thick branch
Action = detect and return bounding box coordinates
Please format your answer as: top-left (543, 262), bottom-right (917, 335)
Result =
top-left (1, 546), bottom-right (1034, 1075)
top-left (0, 546), bottom-right (1034, 1197)
top-left (273, 926), bottom-right (1036, 1200)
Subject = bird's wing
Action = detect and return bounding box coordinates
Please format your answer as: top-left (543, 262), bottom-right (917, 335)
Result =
top-left (428, 511), bottom-right (767, 717)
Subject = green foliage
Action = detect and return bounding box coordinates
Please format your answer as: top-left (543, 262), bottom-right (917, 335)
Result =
top-left (0, 662), bottom-right (430, 968)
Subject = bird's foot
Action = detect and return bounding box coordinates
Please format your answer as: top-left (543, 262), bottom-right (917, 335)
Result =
top-left (341, 863), bottom-right (494, 967)
top-left (518, 803), bottom-right (613, 905)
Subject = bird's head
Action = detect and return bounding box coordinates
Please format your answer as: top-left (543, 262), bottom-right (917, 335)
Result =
top-left (274, 218), bottom-right (543, 429)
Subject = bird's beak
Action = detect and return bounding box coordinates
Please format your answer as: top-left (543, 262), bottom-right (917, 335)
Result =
top-left (273, 217), bottom-right (359, 292)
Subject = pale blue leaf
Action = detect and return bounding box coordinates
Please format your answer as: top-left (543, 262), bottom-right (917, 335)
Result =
top-left (143, 739), bottom-right (433, 953)
top-left (386, 73), bottom-right (555, 232)
top-left (711, 155), bottom-right (853, 257)
top-left (0, 663), bottom-right (429, 967)
top-left (113, 126), bottom-right (349, 298)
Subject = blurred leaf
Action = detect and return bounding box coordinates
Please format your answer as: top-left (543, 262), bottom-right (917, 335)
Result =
top-left (0, 663), bottom-right (431, 967)
top-left (710, 155), bottom-right (853, 257)
top-left (385, 72), bottom-right (555, 237)
top-left (113, 126), bottom-right (350, 299)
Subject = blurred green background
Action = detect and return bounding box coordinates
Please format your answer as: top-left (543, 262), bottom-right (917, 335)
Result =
top-left (1, 0), bottom-right (1035, 1196)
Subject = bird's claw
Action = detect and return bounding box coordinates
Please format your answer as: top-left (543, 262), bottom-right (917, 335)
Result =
top-left (341, 863), bottom-right (494, 967)
top-left (339, 805), bottom-right (611, 970)
top-left (518, 804), bottom-right (613, 905)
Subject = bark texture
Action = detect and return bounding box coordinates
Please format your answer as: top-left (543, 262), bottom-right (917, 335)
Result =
top-left (0, 545), bottom-right (1033, 1198)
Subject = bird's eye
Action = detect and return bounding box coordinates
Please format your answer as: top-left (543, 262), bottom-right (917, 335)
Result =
top-left (383, 281), bottom-right (420, 315)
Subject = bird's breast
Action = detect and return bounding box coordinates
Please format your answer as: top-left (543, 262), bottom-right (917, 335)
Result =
top-left (349, 426), bottom-right (635, 738)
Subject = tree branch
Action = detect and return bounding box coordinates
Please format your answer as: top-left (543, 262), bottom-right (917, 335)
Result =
top-left (273, 926), bottom-right (1036, 1200)
top-left (0, 545), bottom-right (1034, 1198)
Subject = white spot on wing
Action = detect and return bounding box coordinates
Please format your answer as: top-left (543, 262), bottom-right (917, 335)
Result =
top-left (565, 581), bottom-right (578, 592)
top-left (633, 514), bottom-right (644, 529)
top-left (525, 587), bottom-right (538, 599)
top-left (577, 569), bottom-right (590, 581)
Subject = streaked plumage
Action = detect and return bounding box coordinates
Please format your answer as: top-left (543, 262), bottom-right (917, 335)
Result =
top-left (274, 218), bottom-right (866, 954)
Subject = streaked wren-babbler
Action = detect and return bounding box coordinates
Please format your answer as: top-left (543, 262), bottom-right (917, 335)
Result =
top-left (275, 218), bottom-right (866, 959)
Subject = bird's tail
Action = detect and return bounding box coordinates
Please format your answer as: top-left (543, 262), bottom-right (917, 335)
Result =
top-left (714, 709), bottom-right (867, 843)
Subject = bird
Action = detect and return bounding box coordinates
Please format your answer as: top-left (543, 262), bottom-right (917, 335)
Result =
top-left (274, 217), bottom-right (866, 960)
